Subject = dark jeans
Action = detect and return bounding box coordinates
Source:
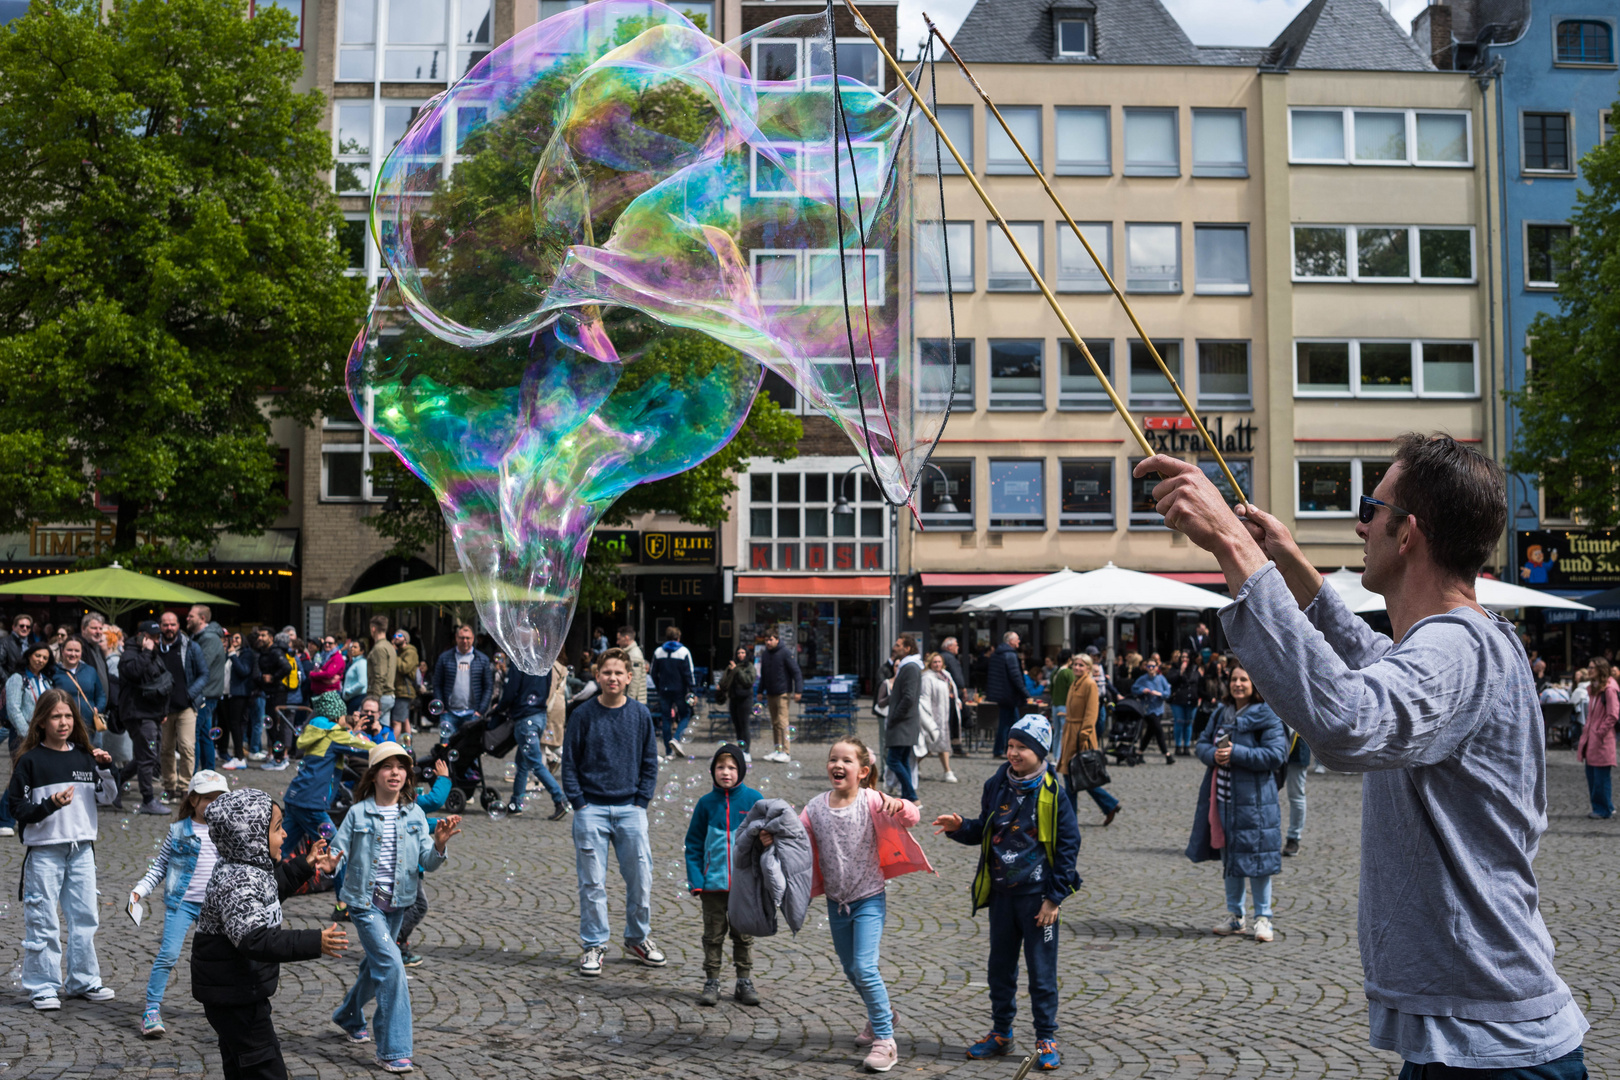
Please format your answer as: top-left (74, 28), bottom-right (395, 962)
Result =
top-left (986, 889), bottom-right (1060, 1041)
top-left (1398, 1046), bottom-right (1586, 1080)
top-left (1064, 769), bottom-right (1118, 815)
top-left (220, 696), bottom-right (249, 761)
top-left (202, 999), bottom-right (289, 1080)
top-left (727, 698), bottom-right (752, 748)
top-left (994, 703), bottom-right (1019, 757)
top-left (398, 886), bottom-right (429, 947)
top-left (129, 717), bottom-right (162, 803)
top-left (886, 746), bottom-right (917, 801)
top-left (1138, 711), bottom-right (1169, 756)
top-left (1585, 765), bottom-right (1613, 818)
top-left (700, 890), bottom-right (753, 978)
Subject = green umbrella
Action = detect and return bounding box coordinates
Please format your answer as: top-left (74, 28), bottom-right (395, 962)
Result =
top-left (328, 572), bottom-right (555, 606)
top-left (0, 561), bottom-right (238, 621)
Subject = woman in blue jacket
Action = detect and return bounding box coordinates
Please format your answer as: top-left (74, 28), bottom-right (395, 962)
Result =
top-left (1187, 665), bottom-right (1286, 943)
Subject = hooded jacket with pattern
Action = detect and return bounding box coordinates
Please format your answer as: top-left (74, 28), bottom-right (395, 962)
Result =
top-left (684, 744), bottom-right (763, 892)
top-left (190, 789), bottom-right (321, 1006)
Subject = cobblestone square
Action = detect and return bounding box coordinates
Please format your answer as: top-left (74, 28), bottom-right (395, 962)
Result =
top-left (0, 717), bottom-right (1613, 1078)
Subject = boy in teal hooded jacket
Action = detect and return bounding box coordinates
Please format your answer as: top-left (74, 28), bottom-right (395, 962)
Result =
top-left (683, 743), bottom-right (763, 1007)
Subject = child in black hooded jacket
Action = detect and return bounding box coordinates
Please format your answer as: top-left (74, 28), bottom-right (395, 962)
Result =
top-left (190, 788), bottom-right (346, 1079)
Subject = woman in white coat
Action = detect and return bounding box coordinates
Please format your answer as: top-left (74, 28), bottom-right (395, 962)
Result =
top-left (917, 652), bottom-right (958, 783)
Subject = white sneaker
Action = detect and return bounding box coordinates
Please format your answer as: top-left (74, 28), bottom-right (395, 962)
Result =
top-left (1314, 764), bottom-right (1327, 774)
top-left (579, 945), bottom-right (605, 977)
top-left (32, 994), bottom-right (61, 1011)
top-left (767, 750), bottom-right (790, 763)
top-left (1212, 914), bottom-right (1245, 936)
top-left (1252, 916), bottom-right (1274, 943)
top-left (0, 826), bottom-right (13, 837)
top-left (943, 772), bottom-right (958, 783)
top-left (248, 751), bottom-right (268, 762)
top-left (742, 751), bottom-right (752, 763)
top-left (668, 739), bottom-right (685, 757)
top-left (76, 986), bottom-right (115, 1002)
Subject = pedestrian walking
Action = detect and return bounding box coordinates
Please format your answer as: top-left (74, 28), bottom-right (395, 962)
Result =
top-left (758, 630), bottom-right (801, 763)
top-left (155, 611), bottom-right (207, 798)
top-left (500, 662), bottom-right (568, 820)
top-left (883, 636), bottom-right (922, 801)
top-left (1282, 727), bottom-right (1311, 856)
top-left (1131, 658), bottom-right (1174, 765)
top-left (985, 632), bottom-right (1025, 756)
top-left (650, 626), bottom-right (696, 759)
top-left (918, 652), bottom-right (957, 782)
top-left (186, 607), bottom-right (227, 773)
top-left (390, 630), bottom-right (419, 734)
top-left (1576, 659), bottom-right (1616, 820)
top-left (1057, 653), bottom-right (1120, 824)
top-left (717, 647), bottom-right (756, 756)
top-left (120, 624), bottom-right (176, 816)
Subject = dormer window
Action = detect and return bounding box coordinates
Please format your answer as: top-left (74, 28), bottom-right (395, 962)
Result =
top-left (1057, 18), bottom-right (1090, 57)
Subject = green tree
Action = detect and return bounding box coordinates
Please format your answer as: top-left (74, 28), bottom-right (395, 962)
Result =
top-left (0, 0), bottom-right (367, 561)
top-left (1507, 100), bottom-right (1620, 524)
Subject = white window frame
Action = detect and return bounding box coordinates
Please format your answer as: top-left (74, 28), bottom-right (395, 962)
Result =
top-left (1291, 225), bottom-right (1477, 284)
top-left (805, 248), bottom-right (884, 306)
top-left (340, 213), bottom-right (374, 278)
top-left (738, 456), bottom-right (890, 571)
top-left (749, 37), bottom-right (885, 90)
top-left (1294, 458), bottom-right (1371, 519)
top-left (1291, 339), bottom-right (1479, 399)
top-left (1055, 18), bottom-right (1091, 58)
top-left (750, 249), bottom-right (801, 305)
top-left (749, 144), bottom-right (801, 197)
top-left (1288, 107), bottom-right (1473, 168)
top-left (1351, 224), bottom-right (1416, 283)
top-left (320, 391), bottom-right (390, 501)
top-left (334, 100), bottom-right (375, 195)
top-left (1415, 226), bottom-right (1477, 284)
top-left (1524, 220), bottom-right (1574, 290)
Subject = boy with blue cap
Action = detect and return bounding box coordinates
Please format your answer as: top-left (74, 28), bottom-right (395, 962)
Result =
top-left (932, 715), bottom-right (1081, 1071)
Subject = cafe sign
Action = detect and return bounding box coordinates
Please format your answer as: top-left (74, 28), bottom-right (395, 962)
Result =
top-left (1139, 415), bottom-right (1258, 455)
top-left (1516, 529), bottom-right (1620, 589)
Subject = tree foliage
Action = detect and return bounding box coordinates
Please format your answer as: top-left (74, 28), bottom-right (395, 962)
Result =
top-left (1506, 98), bottom-right (1620, 525)
top-left (0, 0), bottom-right (367, 560)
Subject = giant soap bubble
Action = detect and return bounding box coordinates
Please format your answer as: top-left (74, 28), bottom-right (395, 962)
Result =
top-left (348, 0), bottom-right (958, 672)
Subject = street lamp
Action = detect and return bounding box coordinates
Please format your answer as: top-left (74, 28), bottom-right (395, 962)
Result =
top-left (832, 462), bottom-right (863, 516)
top-left (922, 461), bottom-right (958, 515)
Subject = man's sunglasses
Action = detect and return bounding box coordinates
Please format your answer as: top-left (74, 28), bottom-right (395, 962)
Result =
top-left (1358, 496), bottom-right (1412, 524)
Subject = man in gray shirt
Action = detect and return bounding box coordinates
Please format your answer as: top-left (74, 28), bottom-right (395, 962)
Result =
top-left (1137, 434), bottom-right (1586, 1078)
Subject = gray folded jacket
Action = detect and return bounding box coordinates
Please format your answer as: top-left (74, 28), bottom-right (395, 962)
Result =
top-left (728, 798), bottom-right (811, 937)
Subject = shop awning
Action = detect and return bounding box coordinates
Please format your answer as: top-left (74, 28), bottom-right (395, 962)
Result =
top-left (736, 575), bottom-right (890, 598)
top-left (1153, 572), bottom-right (1228, 586)
top-left (920, 573), bottom-right (1044, 589)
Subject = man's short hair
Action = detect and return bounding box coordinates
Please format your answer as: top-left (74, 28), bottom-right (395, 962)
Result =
top-left (360, 694), bottom-right (383, 711)
top-left (617, 625), bottom-right (636, 640)
top-left (190, 605), bottom-right (211, 623)
top-left (766, 630), bottom-right (780, 642)
top-left (395, 628), bottom-right (411, 644)
top-left (1389, 433), bottom-right (1506, 582)
top-left (598, 647), bottom-right (630, 670)
top-left (664, 626), bottom-right (681, 642)
top-left (897, 633), bottom-right (916, 655)
top-left (455, 624), bottom-right (474, 636)
top-left (80, 611), bottom-right (106, 631)
top-left (370, 614), bottom-right (389, 634)
top-left (10, 613), bottom-right (29, 629)
top-left (1002, 630), bottom-right (1018, 644)
top-left (941, 636), bottom-right (958, 649)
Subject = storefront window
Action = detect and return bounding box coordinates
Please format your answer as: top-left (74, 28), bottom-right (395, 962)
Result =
top-left (989, 459), bottom-right (1045, 530)
top-left (745, 466), bottom-right (887, 570)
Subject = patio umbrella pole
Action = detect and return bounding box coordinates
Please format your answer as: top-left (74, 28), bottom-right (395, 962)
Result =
top-left (923, 17), bottom-right (1247, 506)
top-left (840, 0), bottom-right (1152, 457)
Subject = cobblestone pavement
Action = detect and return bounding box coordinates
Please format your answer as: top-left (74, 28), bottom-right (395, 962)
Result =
top-left (0, 715), bottom-right (1614, 1079)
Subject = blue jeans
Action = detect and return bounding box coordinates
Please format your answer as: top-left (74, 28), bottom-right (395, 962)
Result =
top-left (334, 905), bottom-right (412, 1060)
top-left (886, 746), bottom-right (917, 801)
top-left (657, 697), bottom-right (692, 754)
top-left (572, 803), bottom-right (653, 948)
top-left (1398, 1046), bottom-right (1586, 1079)
top-left (1225, 873), bottom-right (1273, 919)
top-left (987, 889), bottom-right (1060, 1040)
top-left (194, 698), bottom-right (219, 771)
top-left (994, 703), bottom-right (1018, 756)
top-left (21, 841), bottom-right (101, 998)
top-left (1171, 703), bottom-right (1196, 747)
top-left (1049, 708), bottom-right (1065, 766)
top-left (1586, 765), bottom-right (1613, 818)
top-left (1064, 770), bottom-right (1118, 815)
top-left (440, 710), bottom-right (476, 742)
top-left (145, 899), bottom-right (202, 1008)
top-left (1286, 761), bottom-right (1309, 839)
top-left (512, 713), bottom-right (563, 807)
top-left (283, 803), bottom-right (334, 863)
top-left (248, 695), bottom-right (266, 753)
top-left (827, 892), bottom-right (891, 1039)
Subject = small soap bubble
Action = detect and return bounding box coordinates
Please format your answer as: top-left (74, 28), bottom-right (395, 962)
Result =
top-left (273, 742), bottom-right (284, 754)
top-left (487, 802), bottom-right (507, 821)
top-left (448, 750), bottom-right (460, 762)
top-left (318, 822), bottom-right (336, 840)
top-left (120, 818), bottom-right (130, 830)
top-left (427, 699), bottom-right (446, 716)
top-left (208, 727), bottom-right (223, 740)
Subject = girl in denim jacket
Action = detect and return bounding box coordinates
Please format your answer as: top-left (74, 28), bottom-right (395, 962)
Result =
top-left (328, 743), bottom-right (461, 1074)
top-left (128, 770), bottom-right (232, 1038)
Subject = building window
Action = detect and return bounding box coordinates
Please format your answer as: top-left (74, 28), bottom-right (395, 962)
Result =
top-left (383, 0), bottom-right (450, 82)
top-left (1289, 108), bottom-right (1470, 167)
top-left (1191, 109), bottom-right (1246, 177)
top-left (1055, 107), bottom-right (1109, 175)
top-left (917, 221), bottom-right (973, 293)
top-left (989, 459), bottom-right (1045, 530)
top-left (1356, 226), bottom-right (1410, 280)
top-left (1193, 225), bottom-right (1249, 294)
top-left (1292, 225), bottom-right (1473, 283)
top-left (1128, 457), bottom-right (1164, 528)
top-left (987, 221), bottom-right (1040, 291)
top-left (1293, 226), bottom-right (1347, 279)
top-left (335, 102), bottom-right (373, 193)
top-left (989, 339), bottom-right (1044, 410)
top-left (1556, 20), bottom-right (1614, 65)
top-left (751, 250), bottom-right (799, 304)
top-left (918, 339), bottom-right (974, 410)
top-left (1128, 339), bottom-right (1182, 409)
top-left (1059, 460), bottom-right (1113, 529)
top-left (340, 217), bottom-right (370, 275)
top-left (321, 395), bottom-right (390, 501)
top-left (920, 459), bottom-right (973, 529)
top-left (1296, 458), bottom-right (1387, 518)
top-left (1523, 113), bottom-right (1571, 172)
top-left (751, 37), bottom-right (881, 88)
top-left (1196, 341), bottom-right (1250, 409)
top-left (745, 466), bottom-right (887, 571)
top-left (1056, 222), bottom-right (1110, 292)
top-left (255, 0), bottom-right (304, 47)
top-left (1526, 224), bottom-right (1573, 288)
top-left (456, 0), bottom-right (492, 74)
top-left (750, 146), bottom-right (799, 196)
top-left (918, 104), bottom-right (972, 174)
top-left (1417, 228), bottom-right (1474, 282)
top-left (986, 106), bottom-right (1041, 174)
top-left (1125, 222), bottom-right (1180, 293)
top-left (1293, 339), bottom-right (1476, 398)
top-left (1056, 18), bottom-right (1090, 57)
top-left (340, 0), bottom-right (376, 80)
top-left (1123, 108), bottom-right (1178, 176)
top-left (806, 250), bottom-right (883, 306)
top-left (1199, 458), bottom-right (1252, 505)
top-left (1602, 109), bottom-right (1614, 144)
top-left (1059, 339), bottom-right (1112, 410)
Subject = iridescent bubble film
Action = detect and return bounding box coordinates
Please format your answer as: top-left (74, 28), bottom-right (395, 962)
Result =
top-left (349, 0), bottom-right (956, 672)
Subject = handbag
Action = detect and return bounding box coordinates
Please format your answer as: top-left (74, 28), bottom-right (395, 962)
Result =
top-left (1068, 748), bottom-right (1112, 790)
top-left (59, 670), bottom-right (105, 732)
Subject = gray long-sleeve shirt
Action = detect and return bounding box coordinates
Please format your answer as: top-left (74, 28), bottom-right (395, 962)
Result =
top-left (1221, 564), bottom-right (1572, 1023)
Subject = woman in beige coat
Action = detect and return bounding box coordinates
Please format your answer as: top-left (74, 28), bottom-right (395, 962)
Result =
top-left (1059, 654), bottom-right (1120, 825)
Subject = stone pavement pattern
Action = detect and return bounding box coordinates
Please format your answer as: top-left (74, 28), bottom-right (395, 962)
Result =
top-left (0, 716), bottom-right (1614, 1079)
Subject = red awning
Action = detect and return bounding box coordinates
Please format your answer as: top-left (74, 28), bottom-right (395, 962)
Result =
top-left (735, 575), bottom-right (891, 598)
top-left (1154, 572), bottom-right (1228, 585)
top-left (919, 573), bottom-right (1046, 589)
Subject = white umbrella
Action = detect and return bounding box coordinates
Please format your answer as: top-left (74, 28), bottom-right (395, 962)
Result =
top-left (958, 562), bottom-right (1230, 662)
top-left (1323, 570), bottom-right (1595, 613)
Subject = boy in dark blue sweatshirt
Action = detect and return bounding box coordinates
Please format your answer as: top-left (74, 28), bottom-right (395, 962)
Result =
top-left (933, 716), bottom-right (1081, 1072)
top-left (683, 743), bottom-right (764, 1007)
top-left (560, 648), bottom-right (663, 978)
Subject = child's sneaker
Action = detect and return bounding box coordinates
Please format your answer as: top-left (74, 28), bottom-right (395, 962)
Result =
top-left (1036, 1038), bottom-right (1061, 1070)
top-left (141, 1008), bottom-right (165, 1037)
top-left (579, 945), bottom-right (605, 977)
top-left (76, 986), bottom-right (115, 1002)
top-left (733, 977), bottom-right (761, 1006)
top-left (32, 993), bottom-right (60, 1011)
top-left (966, 1031), bottom-right (1013, 1059)
top-left (862, 1037), bottom-right (898, 1073)
top-left (345, 1027), bottom-right (372, 1044)
top-left (378, 1057), bottom-right (413, 1073)
top-left (1212, 914), bottom-right (1246, 936)
top-left (622, 937), bottom-right (666, 967)
top-left (698, 978), bottom-right (721, 1006)
top-left (399, 950), bottom-right (424, 968)
top-left (856, 1010), bottom-right (898, 1047)
top-left (332, 901), bottom-right (351, 922)
top-left (1252, 916), bottom-right (1275, 943)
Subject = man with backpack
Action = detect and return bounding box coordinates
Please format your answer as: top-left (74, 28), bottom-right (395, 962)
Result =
top-left (120, 622), bottom-right (177, 815)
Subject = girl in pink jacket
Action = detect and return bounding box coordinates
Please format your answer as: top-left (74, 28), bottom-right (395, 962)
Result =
top-left (1577, 659), bottom-right (1617, 819)
top-left (766, 735), bottom-right (932, 1074)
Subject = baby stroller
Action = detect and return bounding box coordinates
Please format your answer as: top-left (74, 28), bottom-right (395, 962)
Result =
top-left (416, 712), bottom-right (518, 813)
top-left (1108, 696), bottom-right (1148, 767)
